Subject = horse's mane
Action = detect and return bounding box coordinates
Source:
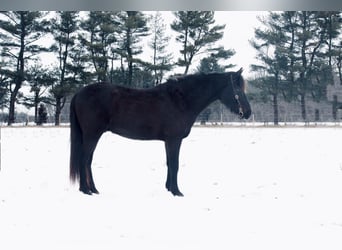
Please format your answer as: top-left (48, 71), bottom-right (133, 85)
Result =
top-left (97, 71), bottom-right (245, 93)
top-left (166, 73), bottom-right (210, 84)
top-left (165, 71), bottom-right (247, 93)
top-left (164, 72), bottom-right (231, 88)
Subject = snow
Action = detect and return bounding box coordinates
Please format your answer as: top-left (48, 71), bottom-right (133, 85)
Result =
top-left (1, 126), bottom-right (342, 250)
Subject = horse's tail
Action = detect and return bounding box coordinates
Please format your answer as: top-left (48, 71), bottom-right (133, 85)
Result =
top-left (69, 94), bottom-right (82, 184)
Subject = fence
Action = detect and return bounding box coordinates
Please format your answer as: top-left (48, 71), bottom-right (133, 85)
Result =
top-left (0, 97), bottom-right (340, 126)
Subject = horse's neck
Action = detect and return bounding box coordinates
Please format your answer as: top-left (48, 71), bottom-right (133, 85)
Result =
top-left (185, 78), bottom-right (225, 118)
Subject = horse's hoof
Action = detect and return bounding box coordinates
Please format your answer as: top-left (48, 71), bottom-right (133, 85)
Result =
top-left (171, 189), bottom-right (184, 197)
top-left (91, 188), bottom-right (99, 194)
top-left (79, 188), bottom-right (93, 195)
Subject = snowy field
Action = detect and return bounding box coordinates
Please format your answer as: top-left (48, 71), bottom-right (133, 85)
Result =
top-left (1, 126), bottom-right (342, 250)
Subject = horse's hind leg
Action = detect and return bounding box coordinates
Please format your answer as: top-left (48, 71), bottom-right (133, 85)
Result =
top-left (86, 152), bottom-right (99, 194)
top-left (79, 160), bottom-right (91, 194)
top-left (164, 139), bottom-right (183, 196)
top-left (79, 132), bottom-right (102, 195)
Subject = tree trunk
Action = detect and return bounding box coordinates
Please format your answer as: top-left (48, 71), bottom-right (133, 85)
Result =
top-left (273, 93), bottom-right (279, 125)
top-left (126, 24), bottom-right (133, 87)
top-left (333, 95), bottom-right (338, 120)
top-left (34, 91), bottom-right (39, 124)
top-left (8, 90), bottom-right (18, 125)
top-left (300, 93), bottom-right (307, 121)
top-left (184, 64), bottom-right (190, 75)
top-left (8, 66), bottom-right (24, 125)
top-left (8, 16), bottom-right (25, 125)
top-left (34, 102), bottom-right (38, 124)
top-left (55, 97), bottom-right (61, 126)
top-left (128, 60), bottom-right (133, 87)
top-left (337, 59), bottom-right (342, 85)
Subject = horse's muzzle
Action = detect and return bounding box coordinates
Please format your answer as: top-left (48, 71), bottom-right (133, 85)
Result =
top-left (239, 108), bottom-right (244, 119)
top-left (242, 108), bottom-right (251, 119)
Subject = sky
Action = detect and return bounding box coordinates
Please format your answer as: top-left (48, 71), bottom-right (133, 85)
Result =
top-left (142, 11), bottom-right (265, 77)
top-left (211, 11), bottom-right (265, 76)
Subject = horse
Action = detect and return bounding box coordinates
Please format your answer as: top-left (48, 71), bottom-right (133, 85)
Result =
top-left (69, 68), bottom-right (251, 196)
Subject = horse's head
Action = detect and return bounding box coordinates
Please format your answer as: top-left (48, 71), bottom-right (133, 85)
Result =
top-left (219, 68), bottom-right (251, 119)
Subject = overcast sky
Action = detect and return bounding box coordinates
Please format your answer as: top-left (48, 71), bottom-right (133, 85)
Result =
top-left (142, 11), bottom-right (265, 77)
top-left (215, 11), bottom-right (266, 76)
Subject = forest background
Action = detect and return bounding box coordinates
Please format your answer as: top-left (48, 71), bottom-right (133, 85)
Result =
top-left (1, 11), bottom-right (342, 125)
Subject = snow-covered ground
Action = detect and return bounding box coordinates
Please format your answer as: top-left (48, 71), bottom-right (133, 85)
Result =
top-left (1, 126), bottom-right (342, 250)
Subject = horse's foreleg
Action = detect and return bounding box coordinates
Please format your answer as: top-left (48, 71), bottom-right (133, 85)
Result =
top-left (165, 139), bottom-right (183, 196)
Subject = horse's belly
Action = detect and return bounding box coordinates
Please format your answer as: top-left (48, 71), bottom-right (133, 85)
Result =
top-left (108, 105), bottom-right (189, 140)
top-left (110, 121), bottom-right (163, 140)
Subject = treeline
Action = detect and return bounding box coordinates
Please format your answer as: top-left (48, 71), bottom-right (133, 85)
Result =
top-left (2, 11), bottom-right (342, 126)
top-left (249, 11), bottom-right (342, 124)
top-left (0, 11), bottom-right (234, 125)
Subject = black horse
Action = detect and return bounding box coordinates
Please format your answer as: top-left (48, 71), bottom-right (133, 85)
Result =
top-left (69, 68), bottom-right (251, 196)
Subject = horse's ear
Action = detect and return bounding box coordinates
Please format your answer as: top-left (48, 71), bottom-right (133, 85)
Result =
top-left (237, 68), bottom-right (243, 75)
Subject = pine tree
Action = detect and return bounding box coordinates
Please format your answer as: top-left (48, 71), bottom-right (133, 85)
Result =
top-left (79, 11), bottom-right (117, 82)
top-left (197, 47), bottom-right (235, 73)
top-left (149, 12), bottom-right (173, 85)
top-left (291, 11), bottom-right (336, 120)
top-left (312, 12), bottom-right (342, 101)
top-left (114, 11), bottom-right (149, 87)
top-left (250, 11), bottom-right (339, 123)
top-left (316, 12), bottom-right (342, 67)
top-left (22, 63), bottom-right (55, 124)
top-left (49, 11), bottom-right (80, 125)
top-left (198, 57), bottom-right (224, 73)
top-left (336, 41), bottom-right (342, 84)
top-left (0, 59), bottom-right (10, 109)
top-left (0, 11), bottom-right (49, 125)
top-left (250, 12), bottom-right (289, 125)
top-left (171, 11), bottom-right (227, 74)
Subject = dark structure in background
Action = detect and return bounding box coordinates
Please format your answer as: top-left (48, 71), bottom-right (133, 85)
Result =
top-left (37, 103), bottom-right (48, 125)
